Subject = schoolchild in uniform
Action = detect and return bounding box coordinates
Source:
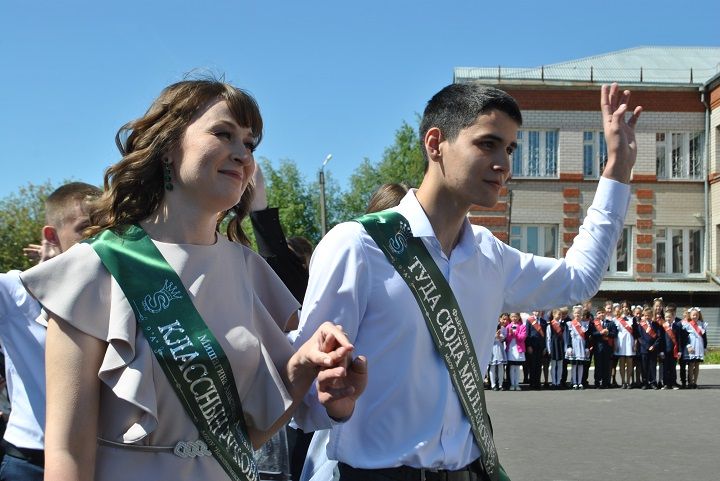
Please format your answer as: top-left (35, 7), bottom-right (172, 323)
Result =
top-left (637, 307), bottom-right (662, 389)
top-left (580, 308), bottom-right (595, 388)
top-left (565, 306), bottom-right (591, 390)
top-left (505, 312), bottom-right (527, 391)
top-left (666, 303), bottom-right (685, 388)
top-left (591, 308), bottom-right (617, 388)
top-left (660, 310), bottom-right (681, 390)
top-left (681, 307), bottom-right (708, 389)
top-left (652, 298), bottom-right (665, 388)
top-left (559, 306), bottom-right (571, 388)
top-left (489, 313), bottom-right (509, 391)
top-left (631, 303), bottom-right (643, 387)
top-left (546, 308), bottom-right (566, 389)
top-left (614, 302), bottom-right (637, 389)
top-left (605, 300), bottom-right (620, 387)
top-left (525, 310), bottom-right (547, 389)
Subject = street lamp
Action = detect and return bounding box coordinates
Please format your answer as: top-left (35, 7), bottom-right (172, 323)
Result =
top-left (319, 154), bottom-right (332, 237)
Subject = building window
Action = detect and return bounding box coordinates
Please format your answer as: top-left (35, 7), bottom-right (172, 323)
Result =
top-left (510, 225), bottom-right (558, 257)
top-left (656, 132), bottom-right (704, 180)
top-left (512, 130), bottom-right (558, 178)
top-left (583, 131), bottom-right (607, 178)
top-left (655, 227), bottom-right (703, 275)
top-left (607, 227), bottom-right (631, 275)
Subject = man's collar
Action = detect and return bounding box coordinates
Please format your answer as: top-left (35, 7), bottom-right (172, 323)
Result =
top-left (394, 189), bottom-right (475, 259)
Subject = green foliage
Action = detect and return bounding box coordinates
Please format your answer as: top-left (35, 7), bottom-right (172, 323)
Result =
top-left (0, 181), bottom-right (55, 271)
top-left (340, 120), bottom-right (424, 220)
top-left (261, 158), bottom-right (321, 244)
top-left (705, 348), bottom-right (720, 365)
top-left (376, 120), bottom-right (425, 188)
top-left (336, 158), bottom-right (379, 222)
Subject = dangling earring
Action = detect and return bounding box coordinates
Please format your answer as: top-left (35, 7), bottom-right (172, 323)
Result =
top-left (163, 159), bottom-right (174, 191)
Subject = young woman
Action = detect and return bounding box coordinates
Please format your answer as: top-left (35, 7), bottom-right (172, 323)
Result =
top-left (21, 79), bottom-right (366, 481)
top-left (505, 313), bottom-right (527, 391)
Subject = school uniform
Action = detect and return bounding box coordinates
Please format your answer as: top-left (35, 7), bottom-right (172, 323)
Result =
top-left (637, 319), bottom-right (661, 389)
top-left (673, 317), bottom-right (687, 387)
top-left (560, 315), bottom-right (571, 387)
top-left (546, 320), bottom-right (565, 388)
top-left (488, 324), bottom-right (507, 390)
top-left (564, 318), bottom-right (590, 388)
top-left (525, 316), bottom-right (547, 389)
top-left (660, 319), bottom-right (681, 389)
top-left (591, 317), bottom-right (617, 388)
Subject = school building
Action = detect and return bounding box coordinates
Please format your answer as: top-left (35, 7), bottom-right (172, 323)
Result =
top-left (456, 46), bottom-right (720, 346)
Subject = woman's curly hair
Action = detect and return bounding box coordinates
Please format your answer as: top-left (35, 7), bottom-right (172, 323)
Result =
top-left (86, 78), bottom-right (263, 245)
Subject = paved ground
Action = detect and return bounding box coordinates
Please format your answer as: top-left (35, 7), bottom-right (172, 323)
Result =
top-left (485, 366), bottom-right (720, 481)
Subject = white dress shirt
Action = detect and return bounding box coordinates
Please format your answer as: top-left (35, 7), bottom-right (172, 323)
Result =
top-left (0, 270), bottom-right (46, 450)
top-left (293, 177), bottom-right (629, 470)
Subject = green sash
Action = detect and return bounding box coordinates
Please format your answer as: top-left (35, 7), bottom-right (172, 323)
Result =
top-left (86, 225), bottom-right (259, 481)
top-left (357, 211), bottom-right (509, 481)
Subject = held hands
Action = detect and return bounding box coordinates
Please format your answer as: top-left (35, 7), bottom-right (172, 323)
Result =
top-left (600, 83), bottom-right (643, 184)
top-left (295, 322), bottom-right (367, 420)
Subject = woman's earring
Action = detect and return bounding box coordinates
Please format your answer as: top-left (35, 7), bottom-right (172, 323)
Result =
top-left (163, 159), bottom-right (174, 191)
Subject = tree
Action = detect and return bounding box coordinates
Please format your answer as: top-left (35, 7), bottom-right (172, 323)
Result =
top-left (0, 182), bottom-right (55, 271)
top-left (261, 158), bottom-right (321, 244)
top-left (339, 120), bottom-right (424, 220)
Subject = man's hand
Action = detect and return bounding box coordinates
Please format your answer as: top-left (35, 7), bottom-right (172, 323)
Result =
top-left (317, 354), bottom-right (368, 421)
top-left (600, 83), bottom-right (643, 184)
top-left (291, 322), bottom-right (368, 420)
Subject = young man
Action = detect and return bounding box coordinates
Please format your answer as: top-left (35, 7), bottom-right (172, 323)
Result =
top-left (294, 83), bottom-right (641, 481)
top-left (0, 182), bottom-right (99, 481)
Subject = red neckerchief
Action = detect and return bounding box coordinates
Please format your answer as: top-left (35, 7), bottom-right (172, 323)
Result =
top-left (640, 320), bottom-right (657, 339)
top-left (529, 317), bottom-right (545, 337)
top-left (550, 319), bottom-right (562, 335)
top-left (663, 322), bottom-right (678, 358)
top-left (618, 316), bottom-right (633, 334)
top-left (571, 319), bottom-right (585, 339)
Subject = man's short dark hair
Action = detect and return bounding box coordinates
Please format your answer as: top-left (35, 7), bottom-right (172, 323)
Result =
top-left (45, 182), bottom-right (101, 226)
top-left (419, 83), bottom-right (523, 164)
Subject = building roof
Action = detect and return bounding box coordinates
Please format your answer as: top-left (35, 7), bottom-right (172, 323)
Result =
top-left (598, 279), bottom-right (720, 293)
top-left (455, 46), bottom-right (720, 86)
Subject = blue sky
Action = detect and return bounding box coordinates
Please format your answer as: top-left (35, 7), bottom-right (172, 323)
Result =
top-left (1, 0), bottom-right (718, 197)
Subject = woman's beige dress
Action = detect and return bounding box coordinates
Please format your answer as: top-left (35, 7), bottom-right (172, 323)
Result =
top-left (21, 234), bottom-right (299, 480)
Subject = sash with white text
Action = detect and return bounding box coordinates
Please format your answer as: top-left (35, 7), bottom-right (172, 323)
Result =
top-left (87, 225), bottom-right (258, 481)
top-left (357, 211), bottom-right (507, 481)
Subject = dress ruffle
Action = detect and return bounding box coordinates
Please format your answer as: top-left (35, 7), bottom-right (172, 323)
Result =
top-left (21, 236), bottom-right (299, 445)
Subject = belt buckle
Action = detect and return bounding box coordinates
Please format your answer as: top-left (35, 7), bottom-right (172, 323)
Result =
top-left (173, 440), bottom-right (212, 458)
top-left (420, 467), bottom-right (441, 481)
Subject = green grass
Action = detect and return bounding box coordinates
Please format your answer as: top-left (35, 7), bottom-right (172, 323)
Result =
top-left (705, 348), bottom-right (720, 364)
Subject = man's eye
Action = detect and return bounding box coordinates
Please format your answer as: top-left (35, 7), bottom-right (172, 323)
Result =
top-left (244, 142), bottom-right (257, 153)
top-left (216, 131), bottom-right (231, 140)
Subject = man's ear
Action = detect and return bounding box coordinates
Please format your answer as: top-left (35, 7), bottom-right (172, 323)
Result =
top-left (42, 226), bottom-right (60, 246)
top-left (424, 127), bottom-right (444, 163)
